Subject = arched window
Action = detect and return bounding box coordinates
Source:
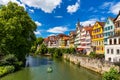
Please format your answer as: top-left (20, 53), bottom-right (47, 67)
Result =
top-left (114, 39), bottom-right (116, 44)
top-left (109, 39), bottom-right (112, 44)
top-left (108, 57), bottom-right (111, 62)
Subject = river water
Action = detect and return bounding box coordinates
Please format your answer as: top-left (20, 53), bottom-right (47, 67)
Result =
top-left (1, 56), bottom-right (102, 80)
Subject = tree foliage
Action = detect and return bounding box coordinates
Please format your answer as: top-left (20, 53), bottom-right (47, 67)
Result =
top-left (35, 43), bottom-right (48, 55)
top-left (36, 37), bottom-right (44, 46)
top-left (30, 37), bottom-right (44, 54)
top-left (0, 2), bottom-right (36, 62)
top-left (102, 67), bottom-right (119, 80)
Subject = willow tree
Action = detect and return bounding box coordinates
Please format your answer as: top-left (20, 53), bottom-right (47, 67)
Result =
top-left (0, 2), bottom-right (37, 62)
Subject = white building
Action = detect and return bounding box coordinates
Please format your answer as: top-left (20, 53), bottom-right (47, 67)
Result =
top-left (105, 36), bottom-right (120, 62)
top-left (44, 36), bottom-right (58, 48)
top-left (74, 21), bottom-right (82, 50)
top-left (80, 27), bottom-right (92, 55)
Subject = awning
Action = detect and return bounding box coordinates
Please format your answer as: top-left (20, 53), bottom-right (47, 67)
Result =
top-left (77, 48), bottom-right (84, 51)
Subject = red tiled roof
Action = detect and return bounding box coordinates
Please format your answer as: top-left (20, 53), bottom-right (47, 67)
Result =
top-left (83, 26), bottom-right (93, 36)
top-left (97, 22), bottom-right (105, 27)
top-left (57, 34), bottom-right (69, 39)
top-left (70, 31), bottom-right (76, 35)
top-left (63, 36), bottom-right (69, 40)
top-left (114, 10), bottom-right (120, 21)
top-left (109, 17), bottom-right (115, 21)
top-left (44, 38), bottom-right (49, 42)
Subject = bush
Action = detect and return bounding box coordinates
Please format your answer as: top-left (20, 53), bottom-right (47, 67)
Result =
top-left (52, 48), bottom-right (62, 58)
top-left (102, 67), bottom-right (119, 80)
top-left (0, 66), bottom-right (15, 77)
top-left (0, 54), bottom-right (22, 70)
top-left (60, 48), bottom-right (75, 54)
top-left (48, 48), bottom-right (56, 54)
top-left (89, 52), bottom-right (96, 58)
top-left (69, 48), bottom-right (75, 54)
top-left (35, 43), bottom-right (48, 55)
top-left (95, 54), bottom-right (104, 59)
top-left (1, 54), bottom-right (18, 65)
top-left (30, 45), bottom-right (37, 53)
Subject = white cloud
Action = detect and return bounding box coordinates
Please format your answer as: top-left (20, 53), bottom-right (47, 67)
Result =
top-left (34, 31), bottom-right (41, 35)
top-left (35, 21), bottom-right (42, 27)
top-left (54, 16), bottom-right (63, 18)
top-left (0, 0), bottom-right (26, 9)
top-left (48, 34), bottom-right (56, 36)
top-left (101, 2), bottom-right (120, 15)
top-left (29, 9), bottom-right (34, 13)
top-left (81, 18), bottom-right (99, 26)
top-left (20, 0), bottom-right (62, 13)
top-left (67, 0), bottom-right (80, 14)
top-left (101, 2), bottom-right (113, 8)
top-left (47, 26), bottom-right (68, 33)
top-left (100, 17), bottom-right (106, 21)
top-left (110, 2), bottom-right (120, 15)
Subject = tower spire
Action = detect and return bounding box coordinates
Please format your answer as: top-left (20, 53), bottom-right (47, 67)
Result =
top-left (77, 18), bottom-right (80, 27)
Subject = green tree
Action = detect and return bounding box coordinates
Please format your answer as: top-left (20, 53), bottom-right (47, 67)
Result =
top-left (36, 37), bottom-right (44, 46)
top-left (0, 2), bottom-right (36, 62)
top-left (102, 67), bottom-right (119, 80)
top-left (52, 48), bottom-right (62, 58)
top-left (36, 43), bottom-right (48, 55)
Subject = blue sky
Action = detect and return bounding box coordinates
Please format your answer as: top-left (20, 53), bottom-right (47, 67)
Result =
top-left (0, 0), bottom-right (120, 38)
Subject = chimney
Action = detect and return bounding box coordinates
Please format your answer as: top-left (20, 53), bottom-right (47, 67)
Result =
top-left (89, 24), bottom-right (91, 27)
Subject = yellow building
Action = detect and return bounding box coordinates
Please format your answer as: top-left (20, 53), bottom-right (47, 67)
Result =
top-left (69, 31), bottom-right (76, 48)
top-left (92, 22), bottom-right (105, 54)
top-left (57, 34), bottom-right (69, 48)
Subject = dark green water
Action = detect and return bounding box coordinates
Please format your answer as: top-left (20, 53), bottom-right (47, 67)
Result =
top-left (1, 56), bottom-right (102, 80)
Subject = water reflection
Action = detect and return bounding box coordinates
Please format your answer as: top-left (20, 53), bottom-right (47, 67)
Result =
top-left (26, 55), bottom-right (53, 67)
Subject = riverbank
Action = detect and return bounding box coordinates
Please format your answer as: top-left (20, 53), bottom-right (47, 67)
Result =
top-left (63, 54), bottom-right (119, 74)
top-left (0, 66), bottom-right (15, 77)
top-left (1, 55), bottom-right (102, 80)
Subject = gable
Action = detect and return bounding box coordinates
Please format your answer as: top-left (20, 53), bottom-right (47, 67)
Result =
top-left (93, 22), bottom-right (102, 29)
top-left (104, 18), bottom-right (115, 28)
top-left (115, 15), bottom-right (120, 21)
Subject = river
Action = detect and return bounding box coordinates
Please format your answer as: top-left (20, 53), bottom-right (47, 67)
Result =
top-left (1, 55), bottom-right (102, 80)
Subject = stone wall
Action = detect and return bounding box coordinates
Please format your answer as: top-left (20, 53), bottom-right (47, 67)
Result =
top-left (63, 54), bottom-right (119, 74)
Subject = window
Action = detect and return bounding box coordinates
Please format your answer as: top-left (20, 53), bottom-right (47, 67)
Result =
top-left (114, 39), bottom-right (116, 44)
top-left (102, 47), bottom-right (104, 50)
top-left (108, 57), bottom-right (111, 61)
top-left (119, 38), bottom-right (120, 44)
top-left (111, 26), bottom-right (113, 29)
top-left (111, 49), bottom-right (113, 54)
top-left (104, 38), bottom-right (107, 42)
top-left (107, 49), bottom-right (109, 54)
top-left (109, 39), bottom-right (112, 44)
top-left (108, 27), bottom-right (110, 30)
top-left (117, 49), bottom-right (120, 54)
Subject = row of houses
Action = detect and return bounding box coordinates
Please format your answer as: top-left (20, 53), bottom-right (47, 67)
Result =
top-left (44, 11), bottom-right (120, 63)
top-left (44, 34), bottom-right (69, 48)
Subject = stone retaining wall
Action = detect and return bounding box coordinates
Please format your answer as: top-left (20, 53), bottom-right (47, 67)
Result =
top-left (63, 54), bottom-right (119, 74)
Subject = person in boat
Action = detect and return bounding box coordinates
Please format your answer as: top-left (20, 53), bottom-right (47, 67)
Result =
top-left (47, 66), bottom-right (53, 73)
